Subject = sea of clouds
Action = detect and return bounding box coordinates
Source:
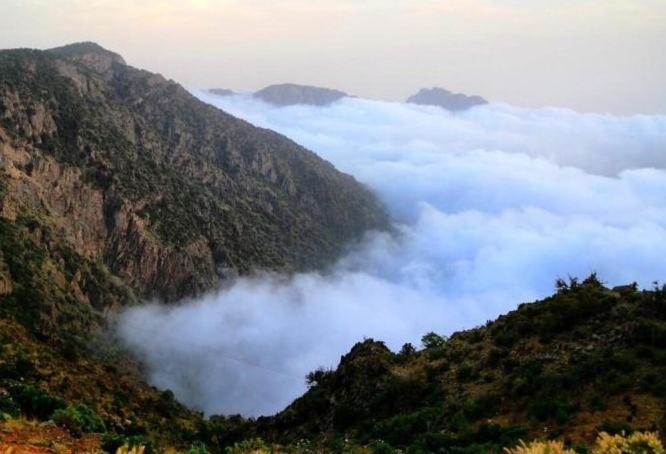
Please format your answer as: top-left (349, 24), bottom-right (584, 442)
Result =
top-left (117, 93), bottom-right (666, 417)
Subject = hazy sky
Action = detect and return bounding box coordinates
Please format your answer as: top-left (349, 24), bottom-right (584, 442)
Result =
top-left (1, 0), bottom-right (665, 114)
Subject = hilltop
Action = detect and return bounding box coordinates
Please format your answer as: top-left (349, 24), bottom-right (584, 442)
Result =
top-left (241, 276), bottom-right (666, 452)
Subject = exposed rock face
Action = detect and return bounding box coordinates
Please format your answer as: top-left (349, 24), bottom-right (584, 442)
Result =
top-left (207, 88), bottom-right (235, 96)
top-left (254, 83), bottom-right (349, 106)
top-left (0, 42), bottom-right (387, 334)
top-left (407, 87), bottom-right (487, 111)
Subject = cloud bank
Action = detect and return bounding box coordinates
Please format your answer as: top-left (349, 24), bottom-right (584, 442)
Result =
top-left (117, 93), bottom-right (666, 417)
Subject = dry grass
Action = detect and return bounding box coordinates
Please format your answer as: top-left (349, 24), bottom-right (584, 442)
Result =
top-left (506, 432), bottom-right (665, 454)
top-left (504, 440), bottom-right (576, 454)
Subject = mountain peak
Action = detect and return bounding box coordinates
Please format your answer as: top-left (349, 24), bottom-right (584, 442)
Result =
top-left (48, 41), bottom-right (126, 72)
top-left (407, 86), bottom-right (487, 111)
top-left (254, 83), bottom-right (349, 106)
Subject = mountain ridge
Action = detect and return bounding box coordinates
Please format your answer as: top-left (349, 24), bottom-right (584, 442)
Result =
top-left (0, 42), bottom-right (387, 314)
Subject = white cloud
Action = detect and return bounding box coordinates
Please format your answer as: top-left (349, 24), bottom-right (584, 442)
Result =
top-left (118, 94), bottom-right (666, 417)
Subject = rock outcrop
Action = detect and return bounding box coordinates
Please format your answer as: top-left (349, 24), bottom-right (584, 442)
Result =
top-left (407, 87), bottom-right (487, 111)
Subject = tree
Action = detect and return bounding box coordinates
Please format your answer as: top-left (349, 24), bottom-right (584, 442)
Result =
top-left (421, 332), bottom-right (447, 349)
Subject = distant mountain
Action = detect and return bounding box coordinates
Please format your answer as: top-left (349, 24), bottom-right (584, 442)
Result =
top-left (254, 83), bottom-right (349, 106)
top-left (407, 87), bottom-right (487, 111)
top-left (207, 88), bottom-right (235, 96)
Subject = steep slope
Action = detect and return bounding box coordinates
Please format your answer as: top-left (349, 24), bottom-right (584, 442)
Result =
top-left (253, 83), bottom-right (349, 106)
top-left (0, 42), bottom-right (387, 312)
top-left (407, 87), bottom-right (488, 111)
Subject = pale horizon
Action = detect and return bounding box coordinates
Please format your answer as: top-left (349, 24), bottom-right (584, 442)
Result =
top-left (2, 0), bottom-right (665, 115)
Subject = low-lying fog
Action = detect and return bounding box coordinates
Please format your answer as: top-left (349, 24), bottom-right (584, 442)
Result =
top-left (117, 93), bottom-right (666, 416)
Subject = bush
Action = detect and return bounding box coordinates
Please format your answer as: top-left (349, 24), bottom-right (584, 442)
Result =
top-left (224, 438), bottom-right (270, 454)
top-left (504, 432), bottom-right (664, 454)
top-left (504, 440), bottom-right (576, 454)
top-left (456, 364), bottom-right (475, 382)
top-left (305, 367), bottom-right (333, 388)
top-left (529, 399), bottom-right (576, 425)
top-left (186, 442), bottom-right (209, 454)
top-left (593, 431), bottom-right (664, 454)
top-left (398, 343), bottom-right (417, 358)
top-left (373, 440), bottom-right (396, 454)
top-left (52, 404), bottom-right (106, 436)
top-left (464, 393), bottom-right (499, 420)
top-left (0, 392), bottom-right (19, 418)
top-left (116, 447), bottom-right (147, 454)
top-left (14, 385), bottom-right (67, 420)
top-left (101, 433), bottom-right (156, 454)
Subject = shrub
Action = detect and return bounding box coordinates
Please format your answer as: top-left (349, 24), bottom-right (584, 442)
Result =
top-left (305, 367), bottom-right (333, 388)
top-left (0, 393), bottom-right (19, 418)
top-left (116, 446), bottom-right (146, 454)
top-left (464, 393), bottom-right (499, 420)
top-left (593, 431), bottom-right (664, 454)
top-left (52, 404), bottom-right (106, 436)
top-left (186, 442), bottom-right (209, 454)
top-left (102, 433), bottom-right (155, 454)
top-left (224, 438), bottom-right (270, 454)
top-left (504, 440), bottom-right (576, 454)
top-left (14, 385), bottom-right (67, 420)
top-left (398, 343), bottom-right (417, 358)
top-left (373, 440), bottom-right (396, 454)
top-left (487, 348), bottom-right (505, 368)
top-left (456, 364), bottom-right (475, 382)
top-left (529, 399), bottom-right (575, 425)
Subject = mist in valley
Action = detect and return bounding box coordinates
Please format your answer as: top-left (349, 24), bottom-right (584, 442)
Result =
top-left (118, 94), bottom-right (666, 417)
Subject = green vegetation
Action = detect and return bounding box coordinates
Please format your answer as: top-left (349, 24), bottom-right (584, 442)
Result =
top-left (52, 404), bottom-right (106, 435)
top-left (219, 275), bottom-right (666, 453)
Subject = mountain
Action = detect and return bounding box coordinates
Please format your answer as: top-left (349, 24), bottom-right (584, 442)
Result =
top-left (0, 42), bottom-right (386, 449)
top-left (0, 42), bottom-right (387, 312)
top-left (407, 87), bottom-right (488, 111)
top-left (253, 83), bottom-right (349, 107)
top-left (207, 88), bottom-right (235, 97)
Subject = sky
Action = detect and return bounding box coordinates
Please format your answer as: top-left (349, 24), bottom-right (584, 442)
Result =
top-left (1, 0), bottom-right (665, 114)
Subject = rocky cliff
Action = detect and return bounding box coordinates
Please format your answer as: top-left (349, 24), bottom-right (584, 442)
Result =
top-left (407, 87), bottom-right (487, 111)
top-left (0, 42), bottom-right (387, 335)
